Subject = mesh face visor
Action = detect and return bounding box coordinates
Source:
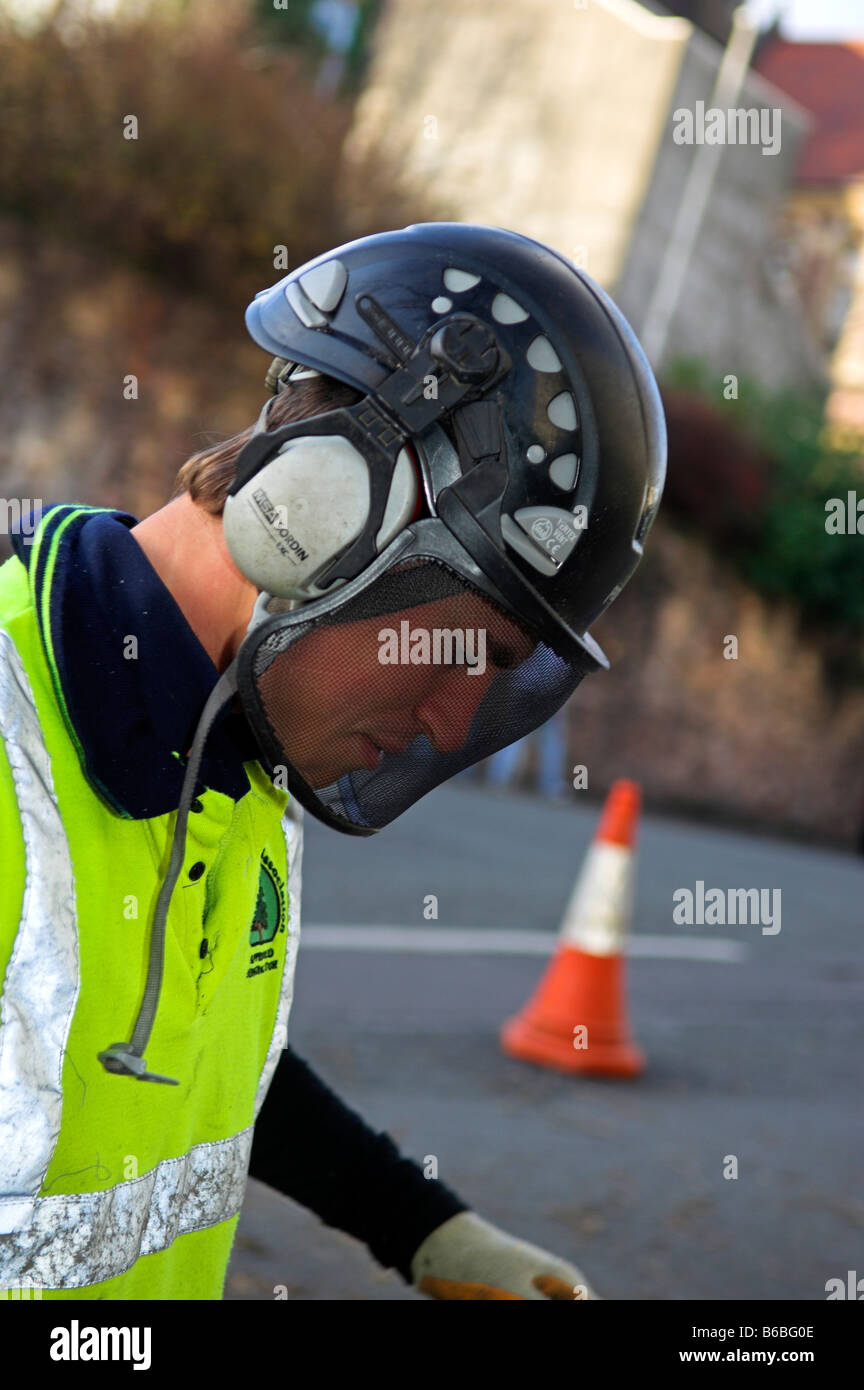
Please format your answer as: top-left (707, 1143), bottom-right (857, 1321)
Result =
top-left (235, 557), bottom-right (585, 834)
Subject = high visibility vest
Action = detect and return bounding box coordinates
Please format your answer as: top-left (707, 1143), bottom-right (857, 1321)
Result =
top-left (0, 532), bottom-right (302, 1300)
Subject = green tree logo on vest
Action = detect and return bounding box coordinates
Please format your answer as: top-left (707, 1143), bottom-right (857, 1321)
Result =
top-left (248, 850), bottom-right (288, 978)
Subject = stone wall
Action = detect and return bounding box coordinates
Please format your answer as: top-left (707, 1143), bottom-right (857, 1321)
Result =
top-left (344, 0), bottom-right (819, 392)
top-left (576, 517), bottom-right (864, 847)
top-left (343, 0), bottom-right (689, 288)
top-left (613, 23), bottom-right (819, 390)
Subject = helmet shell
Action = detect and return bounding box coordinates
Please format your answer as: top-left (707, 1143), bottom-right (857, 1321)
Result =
top-left (245, 222), bottom-right (666, 662)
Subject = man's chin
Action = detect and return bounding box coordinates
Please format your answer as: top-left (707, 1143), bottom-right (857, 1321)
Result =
top-left (290, 765), bottom-right (338, 792)
top-left (283, 735), bottom-right (385, 791)
top-left (290, 759), bottom-right (373, 793)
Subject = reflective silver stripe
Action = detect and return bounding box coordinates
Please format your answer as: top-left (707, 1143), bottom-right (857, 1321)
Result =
top-left (0, 1130), bottom-right (253, 1287)
top-left (0, 628), bottom-right (303, 1288)
top-left (0, 630), bottom-right (79, 1213)
top-left (254, 798), bottom-right (303, 1118)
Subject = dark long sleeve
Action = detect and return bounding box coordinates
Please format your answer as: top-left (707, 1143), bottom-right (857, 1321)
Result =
top-left (248, 1043), bottom-right (471, 1284)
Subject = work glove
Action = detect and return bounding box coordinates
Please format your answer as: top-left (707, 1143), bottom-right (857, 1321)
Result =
top-left (409, 1211), bottom-right (601, 1300)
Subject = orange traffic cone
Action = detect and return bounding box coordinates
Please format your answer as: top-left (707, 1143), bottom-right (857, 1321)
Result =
top-left (500, 780), bottom-right (644, 1078)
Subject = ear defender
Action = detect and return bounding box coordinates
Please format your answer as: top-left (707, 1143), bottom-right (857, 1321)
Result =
top-left (222, 402), bottom-right (420, 601)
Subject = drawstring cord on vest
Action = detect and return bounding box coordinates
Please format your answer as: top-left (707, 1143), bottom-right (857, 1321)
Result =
top-left (97, 590), bottom-right (274, 1083)
top-left (98, 392), bottom-right (285, 1082)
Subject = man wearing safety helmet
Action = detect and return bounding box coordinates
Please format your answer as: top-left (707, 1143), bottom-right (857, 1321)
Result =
top-left (0, 223), bottom-right (665, 1301)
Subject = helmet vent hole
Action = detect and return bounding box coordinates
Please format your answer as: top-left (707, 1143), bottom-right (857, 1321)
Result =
top-left (491, 293), bottom-right (528, 324)
top-left (443, 268), bottom-right (481, 292)
top-left (549, 453), bottom-right (579, 490)
top-left (547, 392), bottom-right (578, 430)
top-left (526, 336), bottom-right (562, 372)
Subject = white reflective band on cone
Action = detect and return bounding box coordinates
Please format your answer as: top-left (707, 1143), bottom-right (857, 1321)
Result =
top-left (558, 841), bottom-right (635, 956)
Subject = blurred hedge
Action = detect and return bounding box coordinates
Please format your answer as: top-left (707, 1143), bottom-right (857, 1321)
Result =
top-left (0, 1), bottom-right (415, 301)
top-left (661, 359), bottom-right (864, 643)
top-left (663, 358), bottom-right (864, 639)
top-left (661, 388), bottom-right (772, 545)
top-left (250, 0), bottom-right (385, 92)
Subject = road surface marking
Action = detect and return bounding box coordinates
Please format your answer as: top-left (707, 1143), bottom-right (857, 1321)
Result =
top-left (301, 926), bottom-right (747, 962)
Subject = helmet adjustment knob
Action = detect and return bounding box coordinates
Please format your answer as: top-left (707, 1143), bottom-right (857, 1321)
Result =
top-left (429, 316), bottom-right (499, 385)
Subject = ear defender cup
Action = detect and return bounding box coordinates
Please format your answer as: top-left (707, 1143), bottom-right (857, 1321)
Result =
top-left (222, 434), bottom-right (419, 600)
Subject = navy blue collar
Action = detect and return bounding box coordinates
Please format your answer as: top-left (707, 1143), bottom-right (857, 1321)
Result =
top-left (11, 504), bottom-right (261, 818)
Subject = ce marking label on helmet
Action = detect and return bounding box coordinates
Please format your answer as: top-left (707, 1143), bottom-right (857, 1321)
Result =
top-left (519, 505), bottom-right (588, 560)
top-left (531, 514), bottom-right (579, 554)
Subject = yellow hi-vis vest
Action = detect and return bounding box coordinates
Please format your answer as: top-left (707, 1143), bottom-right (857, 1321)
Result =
top-left (0, 539), bottom-right (302, 1300)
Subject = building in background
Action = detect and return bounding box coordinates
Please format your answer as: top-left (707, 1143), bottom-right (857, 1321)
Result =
top-left (752, 38), bottom-right (864, 437)
top-left (342, 0), bottom-right (821, 393)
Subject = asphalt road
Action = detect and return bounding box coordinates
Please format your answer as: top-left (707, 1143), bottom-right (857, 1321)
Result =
top-left (226, 781), bottom-right (864, 1301)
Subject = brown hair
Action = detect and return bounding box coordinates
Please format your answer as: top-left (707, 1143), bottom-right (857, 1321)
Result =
top-left (171, 372), bottom-right (364, 515)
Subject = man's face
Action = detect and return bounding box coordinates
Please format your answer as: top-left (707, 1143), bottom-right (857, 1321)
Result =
top-left (257, 590), bottom-right (535, 789)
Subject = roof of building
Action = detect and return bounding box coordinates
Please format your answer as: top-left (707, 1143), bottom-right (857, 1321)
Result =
top-left (753, 38), bottom-right (864, 184)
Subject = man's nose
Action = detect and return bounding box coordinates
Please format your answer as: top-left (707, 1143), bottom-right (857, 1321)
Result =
top-left (414, 666), bottom-right (497, 755)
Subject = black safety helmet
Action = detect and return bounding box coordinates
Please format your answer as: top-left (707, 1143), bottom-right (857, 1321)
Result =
top-left (222, 222), bottom-right (666, 834)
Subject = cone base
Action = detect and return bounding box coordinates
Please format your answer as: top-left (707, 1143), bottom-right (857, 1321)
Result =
top-left (501, 1014), bottom-right (644, 1079)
